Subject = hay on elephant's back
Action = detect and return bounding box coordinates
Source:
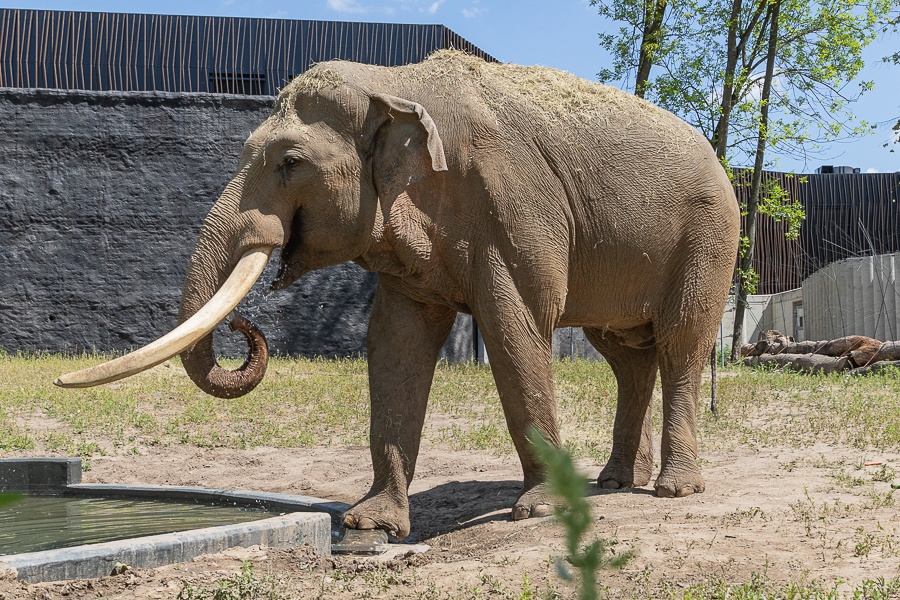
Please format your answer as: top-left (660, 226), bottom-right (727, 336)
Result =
top-left (420, 49), bottom-right (679, 130)
top-left (276, 50), bottom-right (695, 145)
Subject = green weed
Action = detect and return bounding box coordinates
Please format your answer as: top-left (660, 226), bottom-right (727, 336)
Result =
top-left (674, 573), bottom-right (900, 599)
top-left (529, 427), bottom-right (633, 600)
top-left (176, 562), bottom-right (281, 600)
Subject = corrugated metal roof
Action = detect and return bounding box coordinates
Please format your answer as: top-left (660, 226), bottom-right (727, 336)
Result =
top-left (0, 9), bottom-right (497, 94)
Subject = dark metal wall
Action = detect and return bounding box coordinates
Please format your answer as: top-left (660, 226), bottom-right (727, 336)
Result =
top-left (736, 170), bottom-right (900, 294)
top-left (0, 9), bottom-right (496, 95)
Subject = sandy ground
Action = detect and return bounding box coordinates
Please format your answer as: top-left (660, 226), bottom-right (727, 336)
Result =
top-left (2, 437), bottom-right (900, 598)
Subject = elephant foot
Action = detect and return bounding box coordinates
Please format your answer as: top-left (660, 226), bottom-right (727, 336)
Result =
top-left (597, 456), bottom-right (652, 490)
top-left (341, 492), bottom-right (410, 541)
top-left (511, 483), bottom-right (555, 521)
top-left (654, 466), bottom-right (705, 498)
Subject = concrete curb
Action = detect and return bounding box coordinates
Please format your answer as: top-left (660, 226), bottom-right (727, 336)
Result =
top-left (0, 458), bottom-right (81, 494)
top-left (0, 458), bottom-right (354, 583)
top-left (0, 512), bottom-right (331, 583)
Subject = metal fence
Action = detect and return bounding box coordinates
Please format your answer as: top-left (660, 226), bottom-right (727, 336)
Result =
top-left (735, 170), bottom-right (900, 294)
top-left (0, 9), bottom-right (496, 95)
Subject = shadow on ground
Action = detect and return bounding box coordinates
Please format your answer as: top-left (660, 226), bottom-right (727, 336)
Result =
top-left (404, 478), bottom-right (655, 542)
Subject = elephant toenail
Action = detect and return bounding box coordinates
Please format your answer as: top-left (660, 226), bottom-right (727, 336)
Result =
top-left (676, 486), bottom-right (695, 497)
top-left (600, 479), bottom-right (621, 490)
top-left (356, 517), bottom-right (377, 529)
top-left (531, 503), bottom-right (553, 518)
top-left (656, 486), bottom-right (676, 498)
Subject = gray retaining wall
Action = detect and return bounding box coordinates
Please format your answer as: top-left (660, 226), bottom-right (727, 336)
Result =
top-left (0, 87), bottom-right (473, 360)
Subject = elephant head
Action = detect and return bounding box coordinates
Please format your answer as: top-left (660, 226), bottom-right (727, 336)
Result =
top-left (56, 66), bottom-right (447, 396)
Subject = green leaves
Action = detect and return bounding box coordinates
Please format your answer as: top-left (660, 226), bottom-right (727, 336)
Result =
top-left (594, 0), bottom-right (898, 164)
top-left (758, 177), bottom-right (804, 240)
top-left (528, 427), bottom-right (633, 600)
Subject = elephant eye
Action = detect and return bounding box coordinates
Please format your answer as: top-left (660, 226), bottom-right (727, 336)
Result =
top-left (280, 155), bottom-right (303, 169)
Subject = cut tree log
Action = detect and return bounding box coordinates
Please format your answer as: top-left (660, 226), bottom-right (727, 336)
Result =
top-left (850, 360), bottom-right (900, 376)
top-left (856, 341), bottom-right (900, 367)
top-left (813, 335), bottom-right (880, 359)
top-left (743, 353), bottom-right (851, 374)
top-left (740, 331), bottom-right (900, 375)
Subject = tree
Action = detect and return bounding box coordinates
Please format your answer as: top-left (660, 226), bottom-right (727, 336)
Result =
top-left (595, 0), bottom-right (897, 358)
top-left (592, 0), bottom-right (673, 97)
top-left (886, 13), bottom-right (899, 147)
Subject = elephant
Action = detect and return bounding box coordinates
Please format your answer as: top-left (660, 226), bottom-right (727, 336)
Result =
top-left (58, 50), bottom-right (740, 540)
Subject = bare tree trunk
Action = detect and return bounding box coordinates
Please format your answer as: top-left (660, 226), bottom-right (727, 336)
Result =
top-left (712, 0), bottom-right (743, 157)
top-left (729, 0), bottom-right (780, 362)
top-left (634, 0), bottom-right (669, 97)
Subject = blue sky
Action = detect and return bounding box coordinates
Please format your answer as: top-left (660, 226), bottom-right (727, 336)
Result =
top-left (5, 0), bottom-right (899, 173)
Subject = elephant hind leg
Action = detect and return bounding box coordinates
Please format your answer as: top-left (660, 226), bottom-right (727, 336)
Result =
top-left (584, 328), bottom-right (657, 489)
top-left (653, 333), bottom-right (710, 498)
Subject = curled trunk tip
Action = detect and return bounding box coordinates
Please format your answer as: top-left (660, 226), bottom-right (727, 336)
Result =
top-left (181, 312), bottom-right (269, 398)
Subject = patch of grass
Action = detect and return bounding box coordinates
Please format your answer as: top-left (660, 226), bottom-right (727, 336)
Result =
top-left (673, 572), bottom-right (900, 599)
top-left (872, 464), bottom-right (898, 483)
top-left (833, 468), bottom-right (870, 490)
top-left (853, 523), bottom-right (900, 559)
top-left (5, 355), bottom-right (900, 458)
top-left (0, 353), bottom-right (371, 452)
top-left (697, 365), bottom-right (900, 451)
top-left (0, 416), bottom-right (35, 451)
top-left (176, 562), bottom-right (282, 600)
top-left (865, 489), bottom-right (896, 510)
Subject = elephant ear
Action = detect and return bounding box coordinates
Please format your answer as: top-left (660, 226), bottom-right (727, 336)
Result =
top-left (366, 93), bottom-right (447, 213)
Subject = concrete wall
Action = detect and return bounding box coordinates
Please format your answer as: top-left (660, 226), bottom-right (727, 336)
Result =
top-left (764, 288), bottom-right (804, 340)
top-left (721, 288), bottom-right (804, 348)
top-left (802, 253), bottom-right (900, 341)
top-left (0, 87), bottom-right (473, 359)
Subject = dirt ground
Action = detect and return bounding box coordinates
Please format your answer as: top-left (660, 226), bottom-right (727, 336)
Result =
top-left (2, 433), bottom-right (899, 599)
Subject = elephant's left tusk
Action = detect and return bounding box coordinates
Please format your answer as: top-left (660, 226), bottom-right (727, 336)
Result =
top-left (55, 247), bottom-right (272, 388)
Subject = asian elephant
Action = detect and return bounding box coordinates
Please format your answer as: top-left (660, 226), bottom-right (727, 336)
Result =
top-left (58, 50), bottom-right (740, 540)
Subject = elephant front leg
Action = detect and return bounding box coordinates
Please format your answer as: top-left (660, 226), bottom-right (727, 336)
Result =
top-left (341, 284), bottom-right (457, 540)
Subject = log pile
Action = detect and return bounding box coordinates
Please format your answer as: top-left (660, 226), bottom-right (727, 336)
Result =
top-left (741, 330), bottom-right (900, 375)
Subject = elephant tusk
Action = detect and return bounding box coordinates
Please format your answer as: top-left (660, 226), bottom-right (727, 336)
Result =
top-left (55, 247), bottom-right (273, 388)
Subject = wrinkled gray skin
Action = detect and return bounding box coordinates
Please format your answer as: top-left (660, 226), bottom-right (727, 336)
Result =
top-left (177, 52), bottom-right (740, 540)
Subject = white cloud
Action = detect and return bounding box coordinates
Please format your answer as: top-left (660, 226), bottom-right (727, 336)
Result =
top-left (866, 168), bottom-right (879, 173)
top-left (462, 7), bottom-right (484, 18)
top-left (327, 0), bottom-right (370, 13)
top-left (426, 0), bottom-right (445, 13)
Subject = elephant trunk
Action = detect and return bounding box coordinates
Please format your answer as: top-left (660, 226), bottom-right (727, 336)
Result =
top-left (56, 171), bottom-right (287, 394)
top-left (176, 200), bottom-right (281, 399)
top-left (179, 314), bottom-right (269, 398)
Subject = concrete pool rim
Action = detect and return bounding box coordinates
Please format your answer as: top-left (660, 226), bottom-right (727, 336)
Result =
top-left (0, 457), bottom-right (356, 583)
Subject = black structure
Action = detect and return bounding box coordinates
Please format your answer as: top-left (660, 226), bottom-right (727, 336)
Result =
top-left (737, 170), bottom-right (900, 294)
top-left (0, 9), bottom-right (493, 358)
top-left (0, 8), bottom-right (496, 94)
